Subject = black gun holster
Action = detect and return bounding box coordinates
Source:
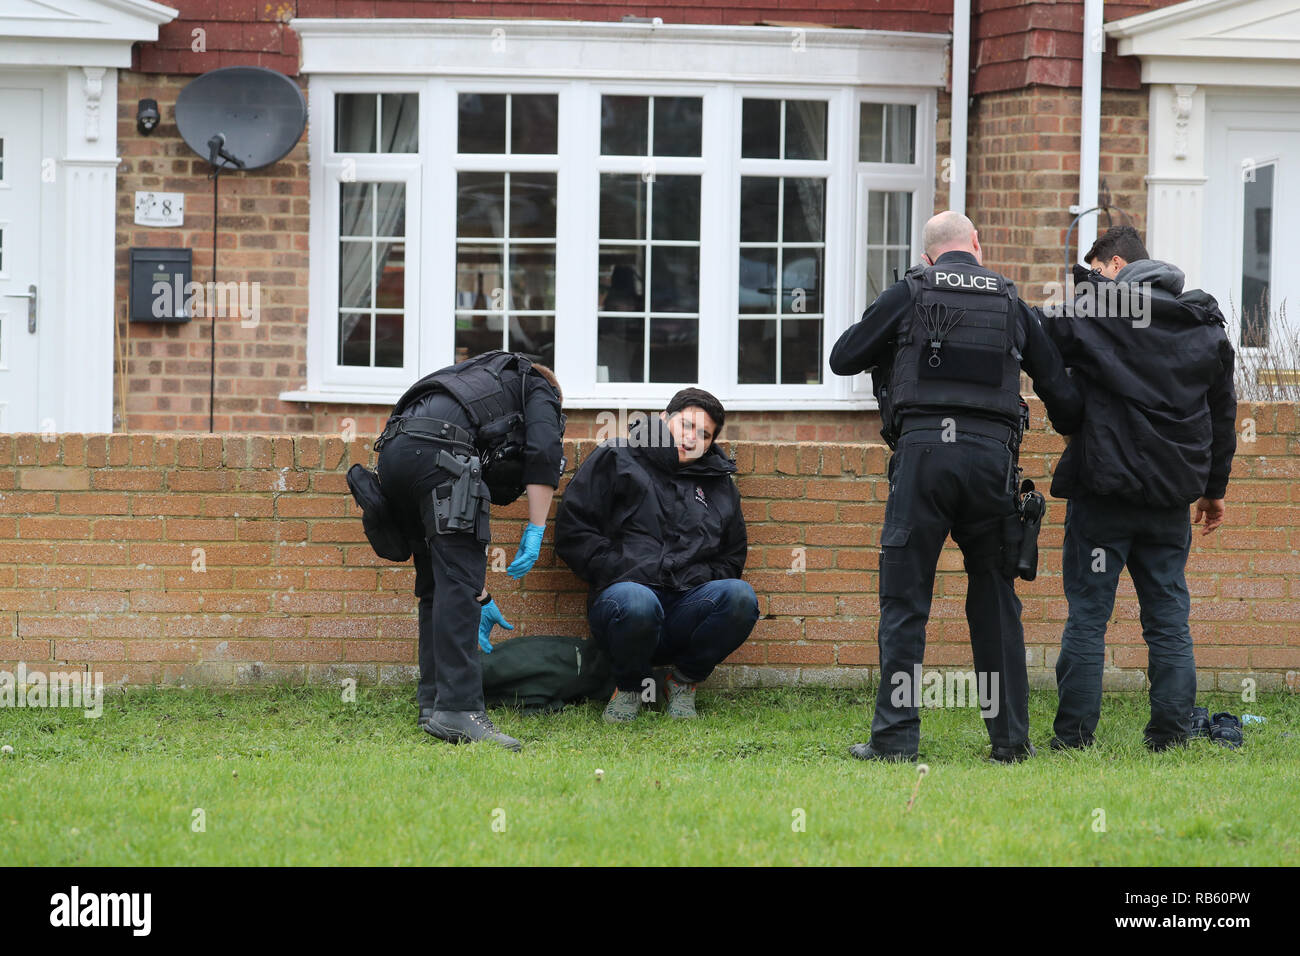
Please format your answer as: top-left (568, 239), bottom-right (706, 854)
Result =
top-left (425, 448), bottom-right (491, 543)
top-left (1003, 477), bottom-right (1045, 581)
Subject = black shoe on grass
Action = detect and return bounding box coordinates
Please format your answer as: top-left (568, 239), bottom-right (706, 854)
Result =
top-left (422, 710), bottom-right (521, 751)
top-left (1210, 712), bottom-right (1243, 749)
top-left (1189, 706), bottom-right (1212, 738)
top-left (990, 742), bottom-right (1037, 764)
top-left (848, 742), bottom-right (918, 763)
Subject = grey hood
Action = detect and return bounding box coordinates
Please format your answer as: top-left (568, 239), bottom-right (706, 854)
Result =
top-left (1115, 258), bottom-right (1185, 296)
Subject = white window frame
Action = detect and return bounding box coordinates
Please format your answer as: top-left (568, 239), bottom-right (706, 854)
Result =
top-left (287, 19), bottom-right (947, 410)
top-left (311, 77), bottom-right (423, 394)
top-left (850, 90), bottom-right (936, 398)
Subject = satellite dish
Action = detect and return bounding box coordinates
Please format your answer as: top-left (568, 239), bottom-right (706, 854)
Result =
top-left (176, 66), bottom-right (306, 171)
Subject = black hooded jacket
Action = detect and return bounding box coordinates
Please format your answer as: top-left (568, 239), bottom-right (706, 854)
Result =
top-left (555, 415), bottom-right (748, 605)
top-left (1040, 260), bottom-right (1238, 507)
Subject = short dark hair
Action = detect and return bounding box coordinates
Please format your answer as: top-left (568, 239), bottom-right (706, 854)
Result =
top-left (665, 388), bottom-right (725, 437)
top-left (1084, 224), bottom-right (1149, 267)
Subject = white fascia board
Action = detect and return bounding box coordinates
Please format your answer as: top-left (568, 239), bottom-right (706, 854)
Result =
top-left (291, 18), bottom-right (949, 88)
top-left (0, 0), bottom-right (176, 65)
top-left (1137, 57), bottom-right (1300, 86)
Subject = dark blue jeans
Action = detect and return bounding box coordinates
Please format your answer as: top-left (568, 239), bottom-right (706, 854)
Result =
top-left (1054, 494), bottom-right (1196, 748)
top-left (588, 579), bottom-right (759, 691)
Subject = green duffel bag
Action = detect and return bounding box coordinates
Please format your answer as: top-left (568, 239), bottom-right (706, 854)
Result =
top-left (481, 635), bottom-right (614, 715)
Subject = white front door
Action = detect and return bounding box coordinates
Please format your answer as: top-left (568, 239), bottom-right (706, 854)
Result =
top-left (1204, 94), bottom-right (1300, 361)
top-left (0, 85), bottom-right (42, 431)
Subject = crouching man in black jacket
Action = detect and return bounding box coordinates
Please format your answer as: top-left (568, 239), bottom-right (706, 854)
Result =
top-left (555, 389), bottom-right (758, 723)
top-left (1040, 225), bottom-right (1237, 751)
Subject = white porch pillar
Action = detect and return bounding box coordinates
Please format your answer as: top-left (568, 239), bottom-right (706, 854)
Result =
top-left (60, 66), bottom-right (119, 433)
top-left (1145, 83), bottom-right (1206, 288)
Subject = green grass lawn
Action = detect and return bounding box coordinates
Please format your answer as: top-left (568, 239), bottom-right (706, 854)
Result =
top-left (1, 686), bottom-right (1295, 865)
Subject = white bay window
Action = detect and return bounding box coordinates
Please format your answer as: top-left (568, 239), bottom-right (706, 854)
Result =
top-left (288, 19), bottom-right (946, 409)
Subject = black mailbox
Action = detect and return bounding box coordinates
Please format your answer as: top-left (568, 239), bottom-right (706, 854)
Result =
top-left (130, 247), bottom-right (193, 323)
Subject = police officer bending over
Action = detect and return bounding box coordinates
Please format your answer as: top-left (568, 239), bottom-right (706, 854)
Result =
top-left (357, 350), bottom-right (565, 751)
top-left (829, 211), bottom-right (1082, 763)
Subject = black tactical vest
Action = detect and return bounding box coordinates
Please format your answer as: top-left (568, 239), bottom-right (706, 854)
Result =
top-left (386, 350), bottom-right (536, 504)
top-left (887, 260), bottom-right (1025, 426)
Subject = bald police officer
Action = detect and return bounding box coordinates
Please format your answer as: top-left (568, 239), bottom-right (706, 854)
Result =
top-left (829, 211), bottom-right (1082, 763)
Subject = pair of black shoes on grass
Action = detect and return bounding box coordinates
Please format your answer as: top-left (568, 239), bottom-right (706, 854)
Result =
top-left (849, 742), bottom-right (1036, 764)
top-left (1190, 707), bottom-right (1243, 749)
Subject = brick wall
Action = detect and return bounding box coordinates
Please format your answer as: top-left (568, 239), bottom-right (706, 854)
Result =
top-left (965, 85), bottom-right (1148, 298)
top-left (116, 73), bottom-right (313, 434)
top-left (4, 402), bottom-right (1298, 693)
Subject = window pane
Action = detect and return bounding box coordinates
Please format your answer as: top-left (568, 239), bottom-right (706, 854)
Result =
top-left (455, 245), bottom-right (505, 310)
top-left (458, 93), bottom-right (507, 153)
top-left (888, 190), bottom-right (911, 245)
top-left (651, 175), bottom-right (701, 242)
top-left (783, 249), bottom-right (823, 315)
top-left (457, 172), bottom-right (505, 238)
top-left (379, 93), bottom-right (419, 153)
top-left (374, 183), bottom-right (405, 237)
top-left (740, 177), bottom-right (779, 242)
top-left (741, 99), bottom-right (780, 159)
top-left (738, 319), bottom-right (776, 384)
top-left (739, 248), bottom-right (778, 315)
top-left (649, 318), bottom-right (698, 382)
top-left (859, 104), bottom-right (883, 164)
top-left (376, 241), bottom-right (405, 310)
top-left (339, 242), bottom-right (372, 309)
top-left (649, 246), bottom-right (699, 313)
top-left (785, 100), bottom-right (827, 160)
top-left (601, 95), bottom-right (649, 155)
top-left (1241, 162), bottom-right (1273, 348)
top-left (509, 246), bottom-right (556, 311)
top-left (339, 312), bottom-right (371, 365)
top-left (455, 314), bottom-right (506, 361)
top-left (509, 314), bottom-right (556, 366)
top-left (509, 172), bottom-right (557, 238)
top-left (860, 102), bottom-right (916, 163)
top-left (599, 174), bottom-right (647, 241)
top-left (511, 94), bottom-right (559, 153)
top-left (375, 313), bottom-right (404, 367)
top-left (783, 178), bottom-right (825, 243)
top-left (781, 318), bottom-right (822, 384)
top-left (598, 316), bottom-right (645, 382)
top-left (335, 94), bottom-right (377, 152)
top-left (652, 96), bottom-right (702, 157)
top-left (598, 247), bottom-right (645, 312)
top-left (340, 182), bottom-right (373, 236)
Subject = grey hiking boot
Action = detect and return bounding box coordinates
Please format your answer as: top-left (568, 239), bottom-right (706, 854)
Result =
top-left (422, 710), bottom-right (521, 751)
top-left (665, 671), bottom-right (698, 719)
top-left (603, 689), bottom-right (641, 723)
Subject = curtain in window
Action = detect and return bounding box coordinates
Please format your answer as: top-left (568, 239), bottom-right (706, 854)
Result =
top-left (339, 97), bottom-right (419, 359)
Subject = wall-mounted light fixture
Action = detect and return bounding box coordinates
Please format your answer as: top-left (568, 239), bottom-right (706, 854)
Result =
top-left (137, 98), bottom-right (160, 135)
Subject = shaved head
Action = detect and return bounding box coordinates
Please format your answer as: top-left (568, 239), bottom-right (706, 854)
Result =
top-left (922, 211), bottom-right (981, 263)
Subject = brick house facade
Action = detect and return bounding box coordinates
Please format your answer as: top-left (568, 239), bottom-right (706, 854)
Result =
top-left (106, 0), bottom-right (1182, 440)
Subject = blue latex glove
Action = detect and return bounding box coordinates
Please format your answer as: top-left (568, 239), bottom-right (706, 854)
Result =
top-left (507, 523), bottom-right (546, 579)
top-left (478, 598), bottom-right (513, 653)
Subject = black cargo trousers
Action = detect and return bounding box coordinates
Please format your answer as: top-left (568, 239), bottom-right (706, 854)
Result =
top-left (377, 428), bottom-right (490, 714)
top-left (869, 417), bottom-right (1030, 755)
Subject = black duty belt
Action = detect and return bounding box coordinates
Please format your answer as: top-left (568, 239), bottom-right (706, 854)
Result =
top-left (374, 416), bottom-right (475, 453)
top-left (899, 414), bottom-right (1019, 447)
